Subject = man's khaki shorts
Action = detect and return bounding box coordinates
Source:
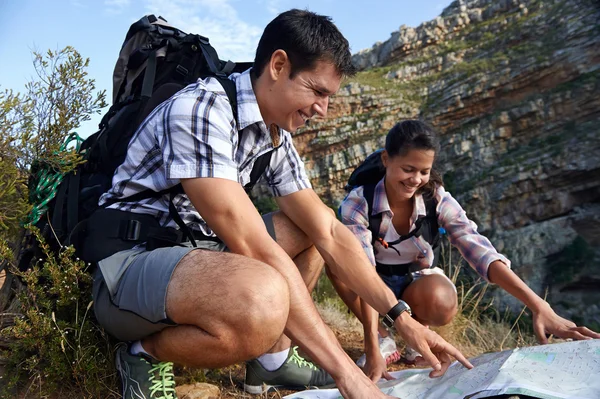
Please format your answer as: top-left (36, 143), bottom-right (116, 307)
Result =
top-left (92, 212), bottom-right (277, 341)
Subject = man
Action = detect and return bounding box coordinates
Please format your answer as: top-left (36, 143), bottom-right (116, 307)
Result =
top-left (92, 9), bottom-right (472, 399)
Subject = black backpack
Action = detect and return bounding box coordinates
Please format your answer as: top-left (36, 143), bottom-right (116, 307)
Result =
top-left (343, 149), bottom-right (442, 268)
top-left (18, 15), bottom-right (272, 270)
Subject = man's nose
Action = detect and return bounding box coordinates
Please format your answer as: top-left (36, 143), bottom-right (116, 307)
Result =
top-left (312, 96), bottom-right (329, 117)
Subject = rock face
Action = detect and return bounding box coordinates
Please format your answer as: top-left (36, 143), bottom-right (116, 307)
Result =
top-left (289, 0), bottom-right (600, 327)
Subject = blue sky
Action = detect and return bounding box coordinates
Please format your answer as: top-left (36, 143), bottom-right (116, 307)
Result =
top-left (0, 0), bottom-right (448, 135)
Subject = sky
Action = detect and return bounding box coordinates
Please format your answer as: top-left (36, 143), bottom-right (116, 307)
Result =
top-left (0, 0), bottom-right (449, 135)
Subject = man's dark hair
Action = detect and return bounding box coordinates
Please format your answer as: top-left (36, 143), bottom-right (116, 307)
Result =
top-left (253, 9), bottom-right (356, 79)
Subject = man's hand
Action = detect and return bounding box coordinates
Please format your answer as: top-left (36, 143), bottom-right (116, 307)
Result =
top-left (363, 351), bottom-right (394, 383)
top-left (533, 302), bottom-right (600, 344)
top-left (336, 371), bottom-right (397, 399)
top-left (395, 313), bottom-right (473, 378)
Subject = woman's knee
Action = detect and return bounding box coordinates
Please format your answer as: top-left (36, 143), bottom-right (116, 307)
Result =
top-left (403, 274), bottom-right (458, 327)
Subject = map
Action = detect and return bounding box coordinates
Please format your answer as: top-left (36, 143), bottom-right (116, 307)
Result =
top-left (284, 340), bottom-right (600, 399)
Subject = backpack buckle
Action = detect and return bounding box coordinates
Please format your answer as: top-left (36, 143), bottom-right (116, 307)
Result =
top-left (124, 219), bottom-right (142, 241)
top-left (176, 64), bottom-right (189, 76)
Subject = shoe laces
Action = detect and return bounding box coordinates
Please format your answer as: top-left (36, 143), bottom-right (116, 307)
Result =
top-left (288, 346), bottom-right (318, 370)
top-left (148, 361), bottom-right (176, 399)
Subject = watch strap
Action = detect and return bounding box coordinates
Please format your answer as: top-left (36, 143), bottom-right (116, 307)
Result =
top-left (381, 300), bottom-right (412, 329)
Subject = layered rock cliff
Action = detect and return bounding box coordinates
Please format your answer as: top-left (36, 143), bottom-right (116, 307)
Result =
top-left (294, 0), bottom-right (600, 327)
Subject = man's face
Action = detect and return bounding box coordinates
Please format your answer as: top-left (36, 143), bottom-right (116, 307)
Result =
top-left (267, 60), bottom-right (342, 132)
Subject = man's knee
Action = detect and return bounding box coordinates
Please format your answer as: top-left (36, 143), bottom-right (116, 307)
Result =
top-left (226, 265), bottom-right (290, 357)
top-left (166, 252), bottom-right (290, 358)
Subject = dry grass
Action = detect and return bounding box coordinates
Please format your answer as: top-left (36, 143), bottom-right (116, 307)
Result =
top-left (434, 250), bottom-right (537, 358)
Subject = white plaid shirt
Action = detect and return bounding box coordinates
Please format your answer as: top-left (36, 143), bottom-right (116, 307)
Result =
top-left (99, 69), bottom-right (311, 237)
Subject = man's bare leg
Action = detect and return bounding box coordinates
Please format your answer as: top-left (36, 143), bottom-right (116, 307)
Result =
top-left (327, 267), bottom-right (363, 320)
top-left (141, 249), bottom-right (290, 367)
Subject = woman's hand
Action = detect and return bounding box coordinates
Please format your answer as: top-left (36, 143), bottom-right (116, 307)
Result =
top-left (532, 302), bottom-right (600, 343)
top-left (363, 351), bottom-right (395, 383)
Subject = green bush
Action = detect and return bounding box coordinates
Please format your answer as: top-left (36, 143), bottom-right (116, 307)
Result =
top-left (0, 46), bottom-right (113, 397)
top-left (1, 230), bottom-right (116, 397)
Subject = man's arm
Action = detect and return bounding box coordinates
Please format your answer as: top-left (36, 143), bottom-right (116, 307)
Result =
top-left (276, 188), bottom-right (473, 376)
top-left (180, 177), bottom-right (394, 398)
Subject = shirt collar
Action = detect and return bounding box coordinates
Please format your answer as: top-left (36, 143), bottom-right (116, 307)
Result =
top-left (373, 177), bottom-right (427, 220)
top-left (234, 68), bottom-right (265, 130)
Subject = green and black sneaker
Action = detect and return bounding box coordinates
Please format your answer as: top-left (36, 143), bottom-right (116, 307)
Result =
top-left (115, 343), bottom-right (178, 399)
top-left (244, 346), bottom-right (335, 394)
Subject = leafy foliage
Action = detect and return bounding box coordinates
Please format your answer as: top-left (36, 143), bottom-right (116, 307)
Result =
top-left (0, 46), bottom-right (116, 397)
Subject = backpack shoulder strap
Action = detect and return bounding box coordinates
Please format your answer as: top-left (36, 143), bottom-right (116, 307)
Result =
top-left (421, 193), bottom-right (440, 249)
top-left (215, 75), bottom-right (273, 193)
top-left (244, 151), bottom-right (273, 193)
top-left (215, 76), bottom-right (239, 124)
top-left (363, 183), bottom-right (382, 245)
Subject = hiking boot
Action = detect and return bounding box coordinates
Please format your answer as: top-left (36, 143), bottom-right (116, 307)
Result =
top-left (356, 335), bottom-right (401, 367)
top-left (244, 346), bottom-right (334, 394)
top-left (115, 343), bottom-right (178, 399)
top-left (399, 345), bottom-right (421, 365)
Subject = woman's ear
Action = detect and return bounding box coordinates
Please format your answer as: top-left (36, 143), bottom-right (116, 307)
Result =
top-left (381, 150), bottom-right (389, 168)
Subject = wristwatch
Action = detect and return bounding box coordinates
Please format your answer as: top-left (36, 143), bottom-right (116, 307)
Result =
top-left (381, 300), bottom-right (412, 330)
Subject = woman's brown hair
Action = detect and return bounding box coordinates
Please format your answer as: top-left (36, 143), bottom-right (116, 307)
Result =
top-left (384, 119), bottom-right (443, 197)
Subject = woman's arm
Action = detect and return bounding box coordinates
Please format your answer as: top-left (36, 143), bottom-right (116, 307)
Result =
top-left (438, 187), bottom-right (600, 342)
top-left (488, 260), bottom-right (600, 342)
top-left (361, 299), bottom-right (393, 382)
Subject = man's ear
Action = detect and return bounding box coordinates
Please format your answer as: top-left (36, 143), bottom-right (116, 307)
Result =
top-left (268, 49), bottom-right (289, 81)
top-left (381, 150), bottom-right (389, 168)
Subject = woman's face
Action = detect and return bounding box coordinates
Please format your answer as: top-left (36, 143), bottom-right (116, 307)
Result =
top-left (382, 148), bottom-right (435, 200)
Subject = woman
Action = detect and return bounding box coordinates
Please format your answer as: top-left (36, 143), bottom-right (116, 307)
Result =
top-left (333, 120), bottom-right (600, 382)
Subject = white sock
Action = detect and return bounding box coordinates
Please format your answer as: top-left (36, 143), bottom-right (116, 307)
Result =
top-left (129, 340), bottom-right (151, 357)
top-left (257, 348), bottom-right (290, 371)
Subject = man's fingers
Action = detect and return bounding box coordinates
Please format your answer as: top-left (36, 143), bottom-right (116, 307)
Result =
top-left (417, 345), bottom-right (442, 372)
top-left (440, 341), bottom-right (473, 369)
top-left (414, 356), bottom-right (429, 367)
top-left (383, 371), bottom-right (395, 381)
top-left (429, 352), bottom-right (451, 378)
